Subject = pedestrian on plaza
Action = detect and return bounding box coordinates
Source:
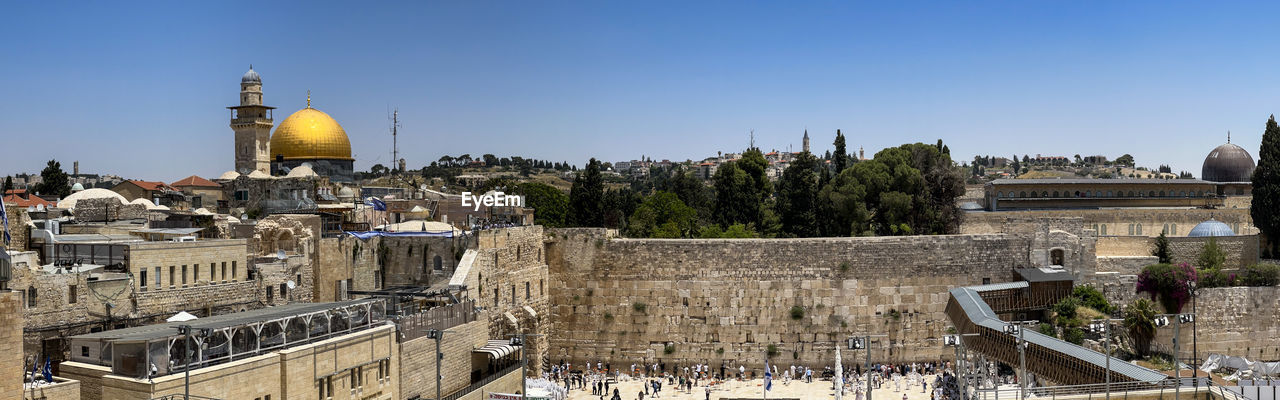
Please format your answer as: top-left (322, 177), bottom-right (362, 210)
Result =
top-left (705, 385), bottom-right (712, 400)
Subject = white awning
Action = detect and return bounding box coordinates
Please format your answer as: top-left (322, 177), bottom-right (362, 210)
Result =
top-left (523, 305), bottom-right (538, 320)
top-left (473, 340), bottom-right (520, 359)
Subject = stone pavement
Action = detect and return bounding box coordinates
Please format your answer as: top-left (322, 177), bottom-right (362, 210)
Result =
top-left (567, 376), bottom-right (945, 400)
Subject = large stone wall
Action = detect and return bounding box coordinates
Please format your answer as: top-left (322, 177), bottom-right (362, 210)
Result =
top-left (962, 208), bottom-right (1255, 238)
top-left (1095, 235), bottom-right (1259, 268)
top-left (545, 228), bottom-right (1078, 370)
top-left (1, 291), bottom-right (22, 400)
top-left (1151, 286), bottom-right (1280, 362)
top-left (69, 198), bottom-right (147, 222)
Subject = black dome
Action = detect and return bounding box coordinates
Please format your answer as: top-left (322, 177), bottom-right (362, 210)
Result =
top-left (1201, 143), bottom-right (1255, 182)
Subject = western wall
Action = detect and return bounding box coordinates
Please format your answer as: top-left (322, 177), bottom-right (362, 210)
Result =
top-left (544, 223), bottom-right (1092, 370)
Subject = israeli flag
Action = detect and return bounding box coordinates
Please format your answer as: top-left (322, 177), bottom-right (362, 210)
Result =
top-left (764, 359), bottom-right (773, 391)
top-left (1, 199), bottom-right (10, 246)
top-left (42, 357), bottom-right (52, 382)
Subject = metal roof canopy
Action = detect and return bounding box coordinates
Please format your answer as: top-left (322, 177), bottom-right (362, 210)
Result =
top-left (1015, 267), bottom-right (1075, 283)
top-left (949, 287), bottom-right (1167, 383)
top-left (70, 299), bottom-right (381, 342)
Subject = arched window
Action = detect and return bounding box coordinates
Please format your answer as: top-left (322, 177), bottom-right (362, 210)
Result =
top-left (1107, 191), bottom-right (1114, 197)
top-left (997, 191), bottom-right (1004, 198)
top-left (1149, 191), bottom-right (1156, 197)
top-left (1052, 191), bottom-right (1060, 197)
top-left (433, 255), bottom-right (443, 270)
top-left (1075, 191), bottom-right (1082, 197)
top-left (1128, 191), bottom-right (1135, 197)
top-left (1020, 191), bottom-right (1027, 198)
top-left (1159, 191), bottom-right (1166, 197)
top-left (1050, 249), bottom-right (1065, 266)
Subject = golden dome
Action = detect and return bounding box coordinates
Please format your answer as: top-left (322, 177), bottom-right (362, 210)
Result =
top-left (270, 106), bottom-right (353, 161)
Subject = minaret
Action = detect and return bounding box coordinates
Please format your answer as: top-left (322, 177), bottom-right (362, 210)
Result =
top-left (229, 66), bottom-right (276, 174)
top-left (802, 129), bottom-right (810, 153)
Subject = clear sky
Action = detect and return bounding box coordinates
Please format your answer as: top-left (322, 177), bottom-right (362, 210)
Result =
top-left (3, 1), bottom-right (1279, 181)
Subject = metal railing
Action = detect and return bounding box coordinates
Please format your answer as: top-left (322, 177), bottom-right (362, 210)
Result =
top-left (394, 300), bottom-right (477, 341)
top-left (968, 378), bottom-right (1250, 400)
top-left (432, 363), bottom-right (521, 400)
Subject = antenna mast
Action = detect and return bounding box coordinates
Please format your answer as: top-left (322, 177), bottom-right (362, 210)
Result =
top-left (390, 109), bottom-right (400, 175)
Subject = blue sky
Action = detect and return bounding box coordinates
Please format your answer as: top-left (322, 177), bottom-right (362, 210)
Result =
top-left (2, 1), bottom-right (1279, 181)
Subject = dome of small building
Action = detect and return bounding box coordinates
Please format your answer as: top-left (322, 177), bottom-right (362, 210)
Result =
top-left (216, 170), bottom-right (241, 181)
top-left (337, 187), bottom-right (356, 199)
top-left (1188, 219), bottom-right (1235, 237)
top-left (1202, 143), bottom-right (1256, 182)
top-left (247, 170), bottom-right (274, 179)
top-left (57, 188), bottom-right (129, 209)
top-left (285, 164), bottom-right (318, 178)
top-left (71, 183), bottom-right (85, 192)
top-left (242, 66), bottom-right (261, 83)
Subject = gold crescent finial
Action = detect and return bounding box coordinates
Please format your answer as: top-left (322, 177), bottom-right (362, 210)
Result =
top-left (306, 90), bottom-right (311, 108)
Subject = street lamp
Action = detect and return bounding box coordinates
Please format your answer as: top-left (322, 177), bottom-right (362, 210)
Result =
top-left (945, 332), bottom-right (981, 400)
top-left (1004, 321), bottom-right (1037, 400)
top-left (850, 334), bottom-right (888, 400)
top-left (1089, 319), bottom-right (1123, 400)
top-left (175, 325), bottom-right (211, 400)
top-left (1154, 313), bottom-right (1195, 399)
top-left (509, 332), bottom-right (546, 399)
top-left (427, 329), bottom-right (443, 400)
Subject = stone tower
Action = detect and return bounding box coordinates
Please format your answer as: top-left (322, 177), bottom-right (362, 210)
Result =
top-left (802, 129), bottom-right (810, 153)
top-left (229, 66), bottom-right (276, 174)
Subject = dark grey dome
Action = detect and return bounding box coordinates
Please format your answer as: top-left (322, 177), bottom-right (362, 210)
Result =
top-left (1201, 143), bottom-right (1255, 182)
top-left (1188, 219), bottom-right (1235, 237)
top-left (241, 66), bottom-right (261, 83)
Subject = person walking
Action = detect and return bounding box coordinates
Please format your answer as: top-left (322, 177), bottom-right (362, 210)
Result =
top-left (705, 385), bottom-right (711, 400)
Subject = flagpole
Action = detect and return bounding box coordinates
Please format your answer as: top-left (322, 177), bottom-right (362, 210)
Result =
top-left (763, 349), bottom-right (768, 400)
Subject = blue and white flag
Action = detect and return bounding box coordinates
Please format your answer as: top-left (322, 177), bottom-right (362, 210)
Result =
top-left (42, 357), bottom-right (52, 382)
top-left (364, 198), bottom-right (387, 211)
top-left (1, 199), bottom-right (10, 247)
top-left (764, 359), bottom-right (773, 391)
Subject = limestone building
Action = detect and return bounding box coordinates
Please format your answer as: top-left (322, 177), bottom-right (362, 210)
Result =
top-left (230, 66), bottom-right (276, 175)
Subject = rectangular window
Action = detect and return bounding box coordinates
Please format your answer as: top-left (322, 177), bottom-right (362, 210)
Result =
top-left (155, 266), bottom-right (162, 287)
top-left (222, 262), bottom-right (227, 282)
top-left (494, 289), bottom-right (499, 307)
top-left (232, 261), bottom-right (237, 281)
top-left (526, 282), bottom-right (531, 300)
top-left (169, 266), bottom-right (176, 287)
top-left (210, 263), bottom-right (216, 282)
top-left (540, 279), bottom-right (544, 296)
top-left (350, 368), bottom-right (358, 389)
top-left (140, 269), bottom-right (148, 290)
top-left (280, 283), bottom-right (287, 298)
top-left (512, 285), bottom-right (516, 304)
top-left (81, 346), bottom-right (89, 357)
top-left (69, 285), bottom-right (77, 304)
top-left (193, 265), bottom-right (199, 284)
top-left (267, 286), bottom-right (274, 302)
top-left (182, 265), bottom-right (188, 286)
top-left (1136, 224), bottom-right (1142, 235)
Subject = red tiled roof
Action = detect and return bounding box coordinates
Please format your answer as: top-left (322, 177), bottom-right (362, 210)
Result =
top-left (3, 194), bottom-right (55, 208)
top-left (170, 175), bottom-right (220, 188)
top-left (125, 180), bottom-right (176, 192)
top-left (4, 189), bottom-right (26, 196)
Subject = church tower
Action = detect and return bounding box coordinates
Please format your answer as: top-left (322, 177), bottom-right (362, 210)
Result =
top-left (229, 66), bottom-right (276, 174)
top-left (802, 129), bottom-right (810, 153)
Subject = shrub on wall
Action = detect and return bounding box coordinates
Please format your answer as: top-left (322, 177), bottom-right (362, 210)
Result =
top-left (1071, 285), bottom-right (1114, 315)
top-left (632, 302), bottom-right (647, 313)
top-left (790, 306), bottom-right (805, 320)
top-left (1063, 327), bottom-right (1085, 345)
top-left (1241, 264), bottom-right (1280, 287)
top-left (1136, 263), bottom-right (1197, 313)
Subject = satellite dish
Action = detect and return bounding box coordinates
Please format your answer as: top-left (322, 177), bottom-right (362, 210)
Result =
top-left (277, 249), bottom-right (287, 260)
top-left (286, 280), bottom-right (297, 290)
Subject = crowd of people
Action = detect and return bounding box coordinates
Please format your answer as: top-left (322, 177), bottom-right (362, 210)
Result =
top-left (541, 358), bottom-right (1011, 400)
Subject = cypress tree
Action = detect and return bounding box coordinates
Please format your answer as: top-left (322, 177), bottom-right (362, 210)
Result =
top-left (1253, 115), bottom-right (1280, 256)
top-left (833, 130), bottom-right (849, 174)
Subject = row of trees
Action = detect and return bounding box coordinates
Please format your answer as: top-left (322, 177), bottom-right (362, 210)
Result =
top-left (547, 135), bottom-right (966, 239)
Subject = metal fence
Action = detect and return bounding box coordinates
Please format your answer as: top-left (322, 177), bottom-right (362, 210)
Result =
top-left (967, 378), bottom-right (1250, 400)
top-left (394, 300), bottom-right (477, 341)
top-left (435, 363), bottom-right (521, 400)
top-left (1228, 380), bottom-right (1280, 400)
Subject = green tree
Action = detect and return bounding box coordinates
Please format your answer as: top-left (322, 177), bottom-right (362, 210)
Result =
top-left (1115, 154), bottom-right (1135, 167)
top-left (1010, 154), bottom-right (1020, 177)
top-left (699, 223), bottom-right (759, 238)
top-left (1071, 285), bottom-right (1114, 315)
top-left (833, 130), bottom-right (849, 173)
top-left (627, 191), bottom-right (698, 238)
top-left (1254, 115), bottom-right (1280, 256)
top-left (34, 160), bottom-right (70, 198)
top-left (1, 176), bottom-right (12, 194)
top-left (1124, 299), bottom-right (1158, 356)
top-left (712, 162), bottom-right (761, 228)
top-left (1152, 232), bottom-right (1171, 264)
top-left (568, 158), bottom-right (604, 227)
top-left (515, 182), bottom-right (569, 227)
top-left (776, 152), bottom-right (820, 237)
top-left (659, 170), bottom-right (713, 225)
top-left (1197, 237), bottom-right (1226, 270)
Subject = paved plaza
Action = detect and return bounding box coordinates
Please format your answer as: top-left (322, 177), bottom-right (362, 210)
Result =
top-left (565, 376), bottom-right (953, 400)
